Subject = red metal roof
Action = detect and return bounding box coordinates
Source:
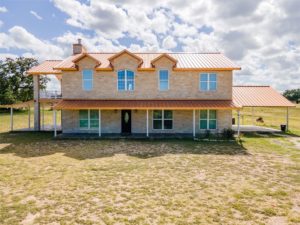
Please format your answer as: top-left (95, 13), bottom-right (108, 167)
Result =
top-left (53, 99), bottom-right (240, 110)
top-left (233, 86), bottom-right (295, 107)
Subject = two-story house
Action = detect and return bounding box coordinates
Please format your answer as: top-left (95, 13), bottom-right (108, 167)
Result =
top-left (26, 39), bottom-right (293, 137)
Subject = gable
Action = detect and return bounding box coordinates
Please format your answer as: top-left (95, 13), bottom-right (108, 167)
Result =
top-left (108, 50), bottom-right (143, 70)
top-left (151, 54), bottom-right (177, 68)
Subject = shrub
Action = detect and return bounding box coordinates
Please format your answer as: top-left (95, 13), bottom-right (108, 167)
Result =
top-left (222, 128), bottom-right (235, 140)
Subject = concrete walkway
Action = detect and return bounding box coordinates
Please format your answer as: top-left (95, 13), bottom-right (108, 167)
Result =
top-left (232, 125), bottom-right (281, 133)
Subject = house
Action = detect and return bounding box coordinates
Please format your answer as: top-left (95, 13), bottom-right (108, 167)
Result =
top-left (26, 39), bottom-right (294, 137)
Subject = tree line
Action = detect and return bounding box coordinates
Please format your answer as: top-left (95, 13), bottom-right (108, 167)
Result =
top-left (0, 57), bottom-right (48, 105)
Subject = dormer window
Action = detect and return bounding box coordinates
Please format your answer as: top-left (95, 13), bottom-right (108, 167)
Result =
top-left (199, 73), bottom-right (217, 91)
top-left (82, 69), bottom-right (93, 91)
top-left (118, 70), bottom-right (135, 91)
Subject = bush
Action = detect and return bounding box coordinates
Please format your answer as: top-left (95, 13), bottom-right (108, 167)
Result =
top-left (222, 128), bottom-right (235, 140)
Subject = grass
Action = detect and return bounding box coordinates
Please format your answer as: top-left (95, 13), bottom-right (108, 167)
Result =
top-left (0, 111), bottom-right (300, 224)
top-left (233, 105), bottom-right (300, 135)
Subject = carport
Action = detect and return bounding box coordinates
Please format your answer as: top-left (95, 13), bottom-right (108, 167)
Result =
top-left (232, 86), bottom-right (295, 133)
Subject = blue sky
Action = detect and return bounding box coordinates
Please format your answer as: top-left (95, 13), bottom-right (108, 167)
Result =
top-left (0, 0), bottom-right (299, 91)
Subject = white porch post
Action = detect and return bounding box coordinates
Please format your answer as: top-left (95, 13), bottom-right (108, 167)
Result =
top-left (10, 107), bottom-right (13, 131)
top-left (53, 110), bottom-right (57, 137)
top-left (146, 109), bottom-right (149, 137)
top-left (98, 109), bottom-right (101, 137)
top-left (251, 107), bottom-right (254, 125)
top-left (28, 106), bottom-right (31, 129)
top-left (286, 107), bottom-right (289, 131)
top-left (42, 104), bottom-right (45, 131)
top-left (193, 109), bottom-right (196, 137)
top-left (33, 75), bottom-right (40, 131)
top-left (237, 110), bottom-right (241, 137)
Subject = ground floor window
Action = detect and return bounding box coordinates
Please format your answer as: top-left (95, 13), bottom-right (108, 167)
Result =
top-left (199, 110), bottom-right (217, 130)
top-left (153, 110), bottom-right (173, 130)
top-left (79, 110), bottom-right (99, 129)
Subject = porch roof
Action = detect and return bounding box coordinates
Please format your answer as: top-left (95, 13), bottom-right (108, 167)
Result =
top-left (233, 86), bottom-right (295, 107)
top-left (53, 99), bottom-right (240, 110)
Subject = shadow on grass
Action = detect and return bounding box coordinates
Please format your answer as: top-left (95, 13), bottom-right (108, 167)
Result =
top-left (0, 131), bottom-right (250, 160)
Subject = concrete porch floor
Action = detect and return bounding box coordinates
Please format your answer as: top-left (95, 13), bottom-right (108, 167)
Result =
top-left (232, 125), bottom-right (282, 133)
top-left (11, 125), bottom-right (62, 132)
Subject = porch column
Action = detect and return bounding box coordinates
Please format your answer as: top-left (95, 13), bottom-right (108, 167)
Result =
top-left (146, 109), bottom-right (149, 137)
top-left (28, 106), bottom-right (31, 129)
top-left (98, 109), bottom-right (101, 137)
top-left (286, 107), bottom-right (289, 131)
top-left (33, 75), bottom-right (40, 131)
top-left (10, 107), bottom-right (13, 131)
top-left (41, 103), bottom-right (45, 131)
top-left (53, 109), bottom-right (57, 137)
top-left (251, 107), bottom-right (254, 125)
top-left (237, 110), bottom-right (241, 137)
top-left (193, 109), bottom-right (196, 137)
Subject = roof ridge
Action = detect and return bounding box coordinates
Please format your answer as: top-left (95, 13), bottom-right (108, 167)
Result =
top-left (85, 52), bottom-right (221, 54)
top-left (233, 85), bottom-right (270, 87)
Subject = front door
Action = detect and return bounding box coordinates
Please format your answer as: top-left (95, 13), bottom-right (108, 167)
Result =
top-left (121, 110), bottom-right (131, 134)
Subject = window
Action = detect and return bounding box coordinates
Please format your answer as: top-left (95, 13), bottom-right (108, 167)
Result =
top-left (199, 110), bottom-right (217, 130)
top-left (199, 73), bottom-right (217, 91)
top-left (82, 69), bottom-right (93, 91)
top-left (118, 70), bottom-right (135, 91)
top-left (159, 70), bottom-right (169, 91)
top-left (79, 110), bottom-right (99, 129)
top-left (153, 110), bottom-right (173, 130)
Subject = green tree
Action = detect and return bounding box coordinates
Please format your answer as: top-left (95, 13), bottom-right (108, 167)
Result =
top-left (283, 89), bottom-right (300, 103)
top-left (0, 57), bottom-right (48, 105)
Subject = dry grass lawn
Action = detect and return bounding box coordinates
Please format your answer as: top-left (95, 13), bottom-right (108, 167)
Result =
top-left (0, 109), bottom-right (300, 224)
top-left (0, 131), bottom-right (299, 224)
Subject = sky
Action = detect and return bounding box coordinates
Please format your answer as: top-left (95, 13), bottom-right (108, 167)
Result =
top-left (0, 0), bottom-right (299, 91)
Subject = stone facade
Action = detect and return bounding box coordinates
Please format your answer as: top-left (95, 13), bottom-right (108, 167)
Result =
top-left (62, 109), bottom-right (232, 134)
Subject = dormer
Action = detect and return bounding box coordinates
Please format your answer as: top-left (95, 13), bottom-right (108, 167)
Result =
top-left (108, 50), bottom-right (143, 71)
top-left (151, 53), bottom-right (177, 69)
top-left (72, 53), bottom-right (101, 70)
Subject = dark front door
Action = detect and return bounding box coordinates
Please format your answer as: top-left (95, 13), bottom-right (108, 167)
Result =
top-left (121, 110), bottom-right (131, 134)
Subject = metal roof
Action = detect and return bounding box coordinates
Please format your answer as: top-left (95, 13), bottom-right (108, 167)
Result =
top-left (233, 86), bottom-right (295, 107)
top-left (53, 99), bottom-right (240, 110)
top-left (27, 60), bottom-right (62, 74)
top-left (27, 52), bottom-right (240, 74)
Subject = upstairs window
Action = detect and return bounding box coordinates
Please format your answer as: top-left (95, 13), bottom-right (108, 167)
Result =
top-left (153, 110), bottom-right (173, 130)
top-left (82, 69), bottom-right (93, 91)
top-left (79, 110), bottom-right (99, 129)
top-left (199, 110), bottom-right (217, 130)
top-left (159, 70), bottom-right (169, 91)
top-left (118, 70), bottom-right (135, 91)
top-left (200, 73), bottom-right (217, 91)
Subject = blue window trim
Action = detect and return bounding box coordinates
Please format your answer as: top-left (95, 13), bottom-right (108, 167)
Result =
top-left (199, 73), bottom-right (217, 91)
top-left (82, 69), bottom-right (93, 91)
top-left (158, 69), bottom-right (169, 91)
top-left (117, 69), bottom-right (135, 91)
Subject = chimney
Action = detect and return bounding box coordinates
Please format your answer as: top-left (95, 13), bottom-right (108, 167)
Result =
top-left (72, 38), bottom-right (86, 55)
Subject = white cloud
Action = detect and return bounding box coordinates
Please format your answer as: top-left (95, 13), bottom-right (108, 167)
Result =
top-left (162, 36), bottom-right (177, 50)
top-left (30, 10), bottom-right (43, 20)
top-left (0, 6), bottom-right (7, 13)
top-left (0, 26), bottom-right (64, 60)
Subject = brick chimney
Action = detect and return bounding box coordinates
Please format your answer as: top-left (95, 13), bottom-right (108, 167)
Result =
top-left (72, 38), bottom-right (86, 55)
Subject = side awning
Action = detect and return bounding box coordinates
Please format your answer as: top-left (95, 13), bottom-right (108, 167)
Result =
top-left (233, 86), bottom-right (295, 107)
top-left (53, 99), bottom-right (241, 110)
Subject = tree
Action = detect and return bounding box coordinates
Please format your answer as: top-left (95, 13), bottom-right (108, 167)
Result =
top-left (0, 57), bottom-right (49, 105)
top-left (283, 89), bottom-right (300, 103)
